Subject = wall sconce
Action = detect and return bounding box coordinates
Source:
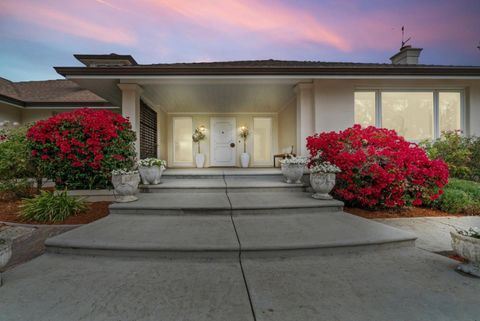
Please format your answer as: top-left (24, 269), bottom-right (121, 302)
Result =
top-left (199, 125), bottom-right (207, 132)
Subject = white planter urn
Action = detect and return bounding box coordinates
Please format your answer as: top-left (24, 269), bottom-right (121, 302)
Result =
top-left (281, 164), bottom-right (304, 184)
top-left (195, 153), bottom-right (205, 168)
top-left (0, 239), bottom-right (12, 286)
top-left (240, 153), bottom-right (250, 168)
top-left (310, 172), bottom-right (336, 200)
top-left (139, 166), bottom-right (164, 185)
top-left (111, 172), bottom-right (140, 203)
top-left (450, 231), bottom-right (480, 277)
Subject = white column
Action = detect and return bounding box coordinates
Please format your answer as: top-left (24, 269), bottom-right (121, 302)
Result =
top-left (117, 83), bottom-right (143, 158)
top-left (294, 82), bottom-right (315, 156)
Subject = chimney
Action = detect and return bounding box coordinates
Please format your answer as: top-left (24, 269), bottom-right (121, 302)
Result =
top-left (390, 45), bottom-right (423, 65)
top-left (73, 54), bottom-right (137, 67)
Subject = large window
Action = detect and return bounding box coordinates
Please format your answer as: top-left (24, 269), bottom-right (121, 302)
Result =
top-left (173, 117), bottom-right (193, 164)
top-left (354, 92), bottom-right (376, 127)
top-left (354, 90), bottom-right (464, 141)
top-left (253, 117), bottom-right (272, 164)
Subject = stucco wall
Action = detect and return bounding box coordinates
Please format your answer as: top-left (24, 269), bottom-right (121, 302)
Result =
top-left (0, 103), bottom-right (21, 123)
top-left (313, 79), bottom-right (480, 136)
top-left (167, 114), bottom-right (278, 167)
top-left (278, 98), bottom-right (296, 154)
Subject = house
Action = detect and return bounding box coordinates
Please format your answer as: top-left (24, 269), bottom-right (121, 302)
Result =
top-left (3, 48), bottom-right (480, 167)
top-left (0, 77), bottom-right (117, 124)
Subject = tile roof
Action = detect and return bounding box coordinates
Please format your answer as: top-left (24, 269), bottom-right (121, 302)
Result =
top-left (0, 78), bottom-right (107, 105)
top-left (143, 59), bottom-right (477, 68)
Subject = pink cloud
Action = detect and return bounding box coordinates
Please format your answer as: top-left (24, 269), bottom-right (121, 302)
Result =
top-left (1, 0), bottom-right (136, 45)
top-left (144, 0), bottom-right (351, 51)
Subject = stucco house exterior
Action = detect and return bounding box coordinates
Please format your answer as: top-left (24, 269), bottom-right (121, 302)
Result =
top-left (2, 47), bottom-right (480, 167)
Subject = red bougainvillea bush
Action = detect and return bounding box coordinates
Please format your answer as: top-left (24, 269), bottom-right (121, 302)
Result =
top-left (27, 109), bottom-right (136, 189)
top-left (306, 125), bottom-right (449, 208)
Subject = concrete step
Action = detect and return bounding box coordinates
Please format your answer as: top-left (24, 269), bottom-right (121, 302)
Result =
top-left (162, 168), bottom-right (285, 179)
top-left (109, 192), bottom-right (342, 215)
top-left (45, 211), bottom-right (416, 258)
top-left (140, 177), bottom-right (307, 193)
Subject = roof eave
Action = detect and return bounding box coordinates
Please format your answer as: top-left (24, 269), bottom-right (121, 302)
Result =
top-left (54, 66), bottom-right (480, 77)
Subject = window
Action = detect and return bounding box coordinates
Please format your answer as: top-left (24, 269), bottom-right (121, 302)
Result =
top-left (439, 92), bottom-right (461, 134)
top-left (253, 117), bottom-right (272, 164)
top-left (173, 117), bottom-right (192, 164)
top-left (354, 92), bottom-right (376, 127)
top-left (354, 90), bottom-right (463, 141)
top-left (382, 92), bottom-right (434, 141)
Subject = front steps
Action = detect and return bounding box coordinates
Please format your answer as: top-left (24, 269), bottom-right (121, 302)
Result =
top-left (45, 168), bottom-right (417, 258)
top-left (45, 211), bottom-right (415, 258)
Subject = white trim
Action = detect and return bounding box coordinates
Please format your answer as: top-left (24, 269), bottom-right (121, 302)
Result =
top-left (172, 116), bottom-right (193, 166)
top-left (210, 117), bottom-right (237, 167)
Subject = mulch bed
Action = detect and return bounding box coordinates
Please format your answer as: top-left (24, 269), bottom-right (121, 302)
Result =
top-left (0, 200), bottom-right (110, 225)
top-left (344, 206), bottom-right (465, 219)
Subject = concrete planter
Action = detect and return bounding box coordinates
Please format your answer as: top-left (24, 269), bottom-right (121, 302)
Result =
top-left (240, 153), bottom-right (250, 168)
top-left (0, 240), bottom-right (12, 286)
top-left (195, 153), bottom-right (205, 168)
top-left (310, 173), bottom-right (336, 200)
top-left (111, 172), bottom-right (140, 203)
top-left (139, 165), bottom-right (163, 185)
top-left (281, 164), bottom-right (304, 184)
top-left (450, 231), bottom-right (480, 277)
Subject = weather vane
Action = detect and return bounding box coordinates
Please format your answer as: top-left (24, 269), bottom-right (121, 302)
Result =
top-left (401, 26), bottom-right (411, 49)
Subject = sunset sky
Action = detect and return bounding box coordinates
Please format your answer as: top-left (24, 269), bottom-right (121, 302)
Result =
top-left (1, 0), bottom-right (479, 81)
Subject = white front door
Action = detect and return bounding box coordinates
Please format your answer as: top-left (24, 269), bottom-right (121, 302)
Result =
top-left (210, 117), bottom-right (236, 166)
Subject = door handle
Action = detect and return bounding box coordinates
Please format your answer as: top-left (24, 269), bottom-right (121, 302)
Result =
top-left (230, 142), bottom-right (235, 148)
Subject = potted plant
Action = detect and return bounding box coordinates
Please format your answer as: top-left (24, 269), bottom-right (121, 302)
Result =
top-left (280, 155), bottom-right (308, 184)
top-left (239, 126), bottom-right (250, 168)
top-left (192, 127), bottom-right (206, 168)
top-left (450, 227), bottom-right (480, 277)
top-left (138, 158), bottom-right (167, 185)
top-left (0, 239), bottom-right (12, 286)
top-left (309, 151), bottom-right (341, 199)
top-left (111, 169), bottom-right (140, 202)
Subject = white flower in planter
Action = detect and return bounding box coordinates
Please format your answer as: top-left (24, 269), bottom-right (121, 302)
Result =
top-left (0, 239), bottom-right (12, 286)
top-left (309, 160), bottom-right (341, 200)
top-left (111, 169), bottom-right (140, 202)
top-left (451, 227), bottom-right (480, 277)
top-left (280, 155), bottom-right (308, 184)
top-left (137, 158), bottom-right (167, 185)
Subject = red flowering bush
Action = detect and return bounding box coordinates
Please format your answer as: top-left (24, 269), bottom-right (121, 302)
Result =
top-left (27, 109), bottom-right (136, 189)
top-left (306, 125), bottom-right (449, 208)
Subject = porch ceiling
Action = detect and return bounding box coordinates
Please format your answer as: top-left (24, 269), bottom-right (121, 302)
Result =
top-left (141, 81), bottom-right (297, 113)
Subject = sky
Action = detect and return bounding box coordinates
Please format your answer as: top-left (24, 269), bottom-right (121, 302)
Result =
top-left (1, 0), bottom-right (479, 81)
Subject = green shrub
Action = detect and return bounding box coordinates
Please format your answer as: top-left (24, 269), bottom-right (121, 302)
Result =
top-left (421, 131), bottom-right (480, 182)
top-left (20, 190), bottom-right (87, 222)
top-left (433, 179), bottom-right (480, 214)
top-left (0, 179), bottom-right (33, 200)
top-left (0, 125), bottom-right (45, 191)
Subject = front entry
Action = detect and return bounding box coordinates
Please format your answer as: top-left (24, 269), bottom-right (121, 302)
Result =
top-left (210, 117), bottom-right (236, 166)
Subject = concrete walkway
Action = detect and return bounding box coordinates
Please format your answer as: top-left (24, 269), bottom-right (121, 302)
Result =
top-left (376, 216), bottom-right (480, 252)
top-left (2, 172), bottom-right (480, 320)
top-left (1, 247), bottom-right (479, 321)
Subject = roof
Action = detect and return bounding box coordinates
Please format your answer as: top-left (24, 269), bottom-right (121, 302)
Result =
top-left (0, 78), bottom-right (111, 107)
top-left (55, 58), bottom-right (480, 77)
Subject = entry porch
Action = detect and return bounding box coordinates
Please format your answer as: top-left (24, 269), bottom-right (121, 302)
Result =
top-left (75, 78), bottom-right (319, 167)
